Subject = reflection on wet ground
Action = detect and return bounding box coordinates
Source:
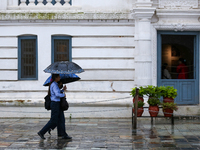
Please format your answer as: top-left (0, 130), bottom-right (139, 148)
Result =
top-left (0, 118), bottom-right (200, 149)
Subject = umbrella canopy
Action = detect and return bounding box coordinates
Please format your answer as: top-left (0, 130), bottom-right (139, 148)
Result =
top-left (43, 74), bottom-right (80, 86)
top-left (44, 61), bottom-right (84, 74)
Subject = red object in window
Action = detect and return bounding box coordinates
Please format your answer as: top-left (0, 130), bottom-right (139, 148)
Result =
top-left (176, 63), bottom-right (188, 79)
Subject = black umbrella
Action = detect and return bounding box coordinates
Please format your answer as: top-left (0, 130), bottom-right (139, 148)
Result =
top-left (44, 61), bottom-right (84, 74)
top-left (43, 74), bottom-right (80, 86)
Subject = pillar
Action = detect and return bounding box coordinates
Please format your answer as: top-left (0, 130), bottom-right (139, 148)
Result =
top-left (133, 0), bottom-right (155, 86)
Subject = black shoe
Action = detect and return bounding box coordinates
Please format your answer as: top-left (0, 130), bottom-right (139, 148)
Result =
top-left (48, 129), bottom-right (51, 135)
top-left (38, 132), bottom-right (46, 139)
top-left (62, 135), bottom-right (72, 140)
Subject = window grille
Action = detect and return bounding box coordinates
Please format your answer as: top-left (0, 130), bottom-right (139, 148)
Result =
top-left (52, 36), bottom-right (72, 63)
top-left (18, 36), bottom-right (38, 80)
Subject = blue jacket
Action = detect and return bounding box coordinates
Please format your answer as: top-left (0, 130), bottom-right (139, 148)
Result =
top-left (50, 81), bottom-right (65, 102)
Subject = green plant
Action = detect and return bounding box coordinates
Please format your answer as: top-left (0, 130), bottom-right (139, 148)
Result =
top-left (69, 114), bottom-right (72, 119)
top-left (147, 97), bottom-right (161, 106)
top-left (143, 85), bottom-right (161, 98)
top-left (131, 86), bottom-right (147, 97)
top-left (134, 101), bottom-right (145, 108)
top-left (162, 102), bottom-right (178, 111)
top-left (159, 86), bottom-right (177, 99)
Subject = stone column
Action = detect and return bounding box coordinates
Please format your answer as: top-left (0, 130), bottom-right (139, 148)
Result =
top-left (133, 0), bottom-right (155, 86)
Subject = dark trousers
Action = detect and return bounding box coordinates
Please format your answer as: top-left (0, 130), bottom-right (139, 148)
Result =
top-left (39, 101), bottom-right (67, 136)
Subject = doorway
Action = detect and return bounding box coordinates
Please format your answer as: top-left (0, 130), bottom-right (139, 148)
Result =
top-left (157, 32), bottom-right (199, 104)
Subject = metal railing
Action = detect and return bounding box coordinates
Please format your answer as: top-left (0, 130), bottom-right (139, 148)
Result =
top-left (18, 0), bottom-right (71, 6)
top-left (5, 0), bottom-right (73, 10)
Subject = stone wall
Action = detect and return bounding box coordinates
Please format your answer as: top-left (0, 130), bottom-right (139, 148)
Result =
top-left (0, 21), bottom-right (135, 106)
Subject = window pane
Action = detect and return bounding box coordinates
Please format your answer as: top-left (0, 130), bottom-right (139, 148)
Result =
top-left (161, 35), bottom-right (194, 79)
top-left (21, 39), bottom-right (36, 79)
top-left (54, 39), bottom-right (69, 62)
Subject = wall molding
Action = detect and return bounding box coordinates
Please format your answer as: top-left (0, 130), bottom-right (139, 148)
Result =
top-left (159, 0), bottom-right (198, 9)
top-left (0, 12), bottom-right (133, 20)
top-left (0, 20), bottom-right (135, 26)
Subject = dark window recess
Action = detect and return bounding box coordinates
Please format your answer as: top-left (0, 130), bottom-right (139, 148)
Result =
top-left (21, 39), bottom-right (36, 79)
top-left (54, 39), bottom-right (69, 62)
top-left (161, 35), bottom-right (195, 79)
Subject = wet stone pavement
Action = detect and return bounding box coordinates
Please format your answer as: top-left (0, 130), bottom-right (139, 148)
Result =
top-left (0, 118), bottom-right (200, 150)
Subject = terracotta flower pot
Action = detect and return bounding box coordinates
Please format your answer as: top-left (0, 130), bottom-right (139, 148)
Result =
top-left (163, 108), bottom-right (173, 117)
top-left (149, 106), bottom-right (159, 117)
top-left (133, 107), bottom-right (144, 117)
top-left (163, 97), bottom-right (174, 103)
top-left (133, 96), bottom-right (144, 103)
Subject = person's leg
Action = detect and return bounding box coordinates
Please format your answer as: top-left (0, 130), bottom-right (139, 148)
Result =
top-left (51, 124), bottom-right (57, 130)
top-left (57, 109), bottom-right (67, 137)
top-left (47, 124), bottom-right (57, 135)
top-left (39, 102), bottom-right (60, 136)
top-left (58, 110), bottom-right (72, 139)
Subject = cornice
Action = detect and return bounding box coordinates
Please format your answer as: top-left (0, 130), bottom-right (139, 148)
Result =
top-left (0, 19), bottom-right (135, 26)
top-left (153, 23), bottom-right (200, 31)
top-left (0, 11), bottom-right (133, 20)
top-left (133, 8), bottom-right (156, 19)
top-left (156, 9), bottom-right (200, 17)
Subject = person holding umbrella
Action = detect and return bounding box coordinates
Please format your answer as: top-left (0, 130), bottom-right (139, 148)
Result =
top-left (47, 81), bottom-right (64, 135)
top-left (38, 61), bottom-right (84, 140)
top-left (38, 74), bottom-right (72, 140)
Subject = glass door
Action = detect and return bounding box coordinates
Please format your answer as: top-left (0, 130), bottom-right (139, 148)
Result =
top-left (157, 32), bottom-right (199, 104)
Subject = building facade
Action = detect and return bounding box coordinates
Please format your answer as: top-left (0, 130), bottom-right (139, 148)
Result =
top-left (0, 0), bottom-right (200, 118)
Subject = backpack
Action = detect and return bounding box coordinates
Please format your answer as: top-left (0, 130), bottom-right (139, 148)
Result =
top-left (44, 95), bottom-right (51, 110)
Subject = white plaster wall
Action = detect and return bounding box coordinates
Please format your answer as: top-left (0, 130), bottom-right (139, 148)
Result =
top-left (72, 0), bottom-right (135, 12)
top-left (0, 24), bottom-right (135, 105)
top-left (5, 0), bottom-right (135, 12)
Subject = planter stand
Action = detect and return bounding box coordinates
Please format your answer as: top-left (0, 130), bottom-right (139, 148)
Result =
top-left (132, 106), bottom-right (174, 133)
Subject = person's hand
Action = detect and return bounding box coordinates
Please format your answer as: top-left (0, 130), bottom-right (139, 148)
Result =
top-left (63, 85), bottom-right (67, 91)
top-left (64, 93), bottom-right (66, 97)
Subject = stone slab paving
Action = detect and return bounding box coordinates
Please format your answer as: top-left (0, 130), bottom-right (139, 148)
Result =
top-left (0, 118), bottom-right (200, 149)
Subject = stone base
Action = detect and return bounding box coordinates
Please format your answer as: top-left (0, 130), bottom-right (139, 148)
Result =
top-left (0, 106), bottom-right (132, 119)
top-left (0, 104), bottom-right (199, 118)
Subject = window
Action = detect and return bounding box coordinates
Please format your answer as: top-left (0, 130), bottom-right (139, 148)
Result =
top-left (161, 35), bottom-right (195, 79)
top-left (52, 36), bottom-right (72, 63)
top-left (18, 36), bottom-right (38, 80)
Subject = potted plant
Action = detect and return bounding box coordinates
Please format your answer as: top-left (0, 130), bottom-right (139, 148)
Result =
top-left (144, 85), bottom-right (161, 98)
top-left (147, 97), bottom-right (161, 117)
top-left (162, 102), bottom-right (178, 117)
top-left (144, 85), bottom-right (161, 117)
top-left (133, 101), bottom-right (145, 117)
top-left (159, 86), bottom-right (177, 103)
top-left (131, 86), bottom-right (146, 103)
